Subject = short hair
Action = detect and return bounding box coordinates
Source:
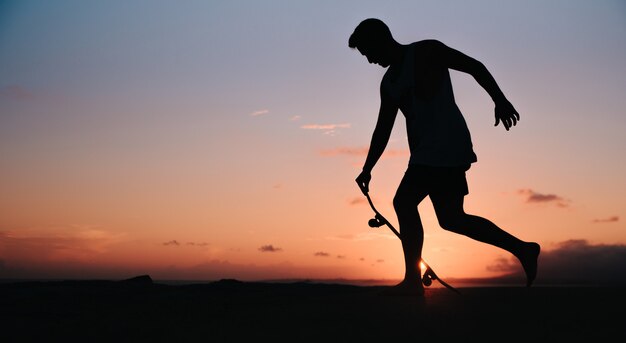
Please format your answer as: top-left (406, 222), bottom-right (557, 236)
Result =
top-left (348, 18), bottom-right (393, 50)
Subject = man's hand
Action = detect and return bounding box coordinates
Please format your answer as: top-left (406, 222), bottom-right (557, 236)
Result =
top-left (355, 170), bottom-right (372, 195)
top-left (494, 98), bottom-right (520, 131)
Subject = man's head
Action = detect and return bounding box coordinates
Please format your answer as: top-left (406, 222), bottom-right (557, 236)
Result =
top-left (349, 18), bottom-right (397, 68)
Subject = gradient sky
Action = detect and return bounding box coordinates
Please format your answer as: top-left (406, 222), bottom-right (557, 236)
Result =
top-left (1, 0), bottom-right (625, 283)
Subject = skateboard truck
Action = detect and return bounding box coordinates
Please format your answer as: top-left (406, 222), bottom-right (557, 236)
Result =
top-left (362, 189), bottom-right (461, 295)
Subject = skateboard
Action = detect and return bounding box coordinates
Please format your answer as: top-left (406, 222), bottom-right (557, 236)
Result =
top-left (363, 190), bottom-right (461, 295)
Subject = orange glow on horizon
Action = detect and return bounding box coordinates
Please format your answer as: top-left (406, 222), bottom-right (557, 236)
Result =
top-left (1, 1), bottom-right (625, 284)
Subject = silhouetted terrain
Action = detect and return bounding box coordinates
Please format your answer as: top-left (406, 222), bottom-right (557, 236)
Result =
top-left (1, 276), bottom-right (624, 341)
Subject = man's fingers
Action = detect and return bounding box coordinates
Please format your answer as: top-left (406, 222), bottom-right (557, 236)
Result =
top-left (504, 118), bottom-right (511, 130)
top-left (356, 179), bottom-right (368, 194)
top-left (496, 105), bottom-right (520, 130)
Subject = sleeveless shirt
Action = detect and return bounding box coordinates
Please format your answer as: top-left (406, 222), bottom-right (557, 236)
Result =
top-left (381, 42), bottom-right (477, 167)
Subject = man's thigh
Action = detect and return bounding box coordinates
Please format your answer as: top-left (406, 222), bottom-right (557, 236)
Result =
top-left (394, 167), bottom-right (429, 207)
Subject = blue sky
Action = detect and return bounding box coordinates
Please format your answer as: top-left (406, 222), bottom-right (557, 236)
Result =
top-left (1, 1), bottom-right (625, 281)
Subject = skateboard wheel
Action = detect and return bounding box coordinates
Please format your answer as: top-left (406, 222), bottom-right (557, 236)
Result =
top-left (423, 276), bottom-right (432, 286)
top-left (368, 218), bottom-right (382, 227)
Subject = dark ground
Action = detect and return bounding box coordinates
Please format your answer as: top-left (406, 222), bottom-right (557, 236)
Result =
top-left (1, 276), bottom-right (624, 342)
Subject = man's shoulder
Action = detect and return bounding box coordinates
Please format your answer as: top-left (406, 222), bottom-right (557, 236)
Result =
top-left (411, 40), bottom-right (450, 66)
top-left (413, 39), bottom-right (446, 51)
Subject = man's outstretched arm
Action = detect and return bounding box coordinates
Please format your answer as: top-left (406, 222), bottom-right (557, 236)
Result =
top-left (356, 87), bottom-right (398, 194)
top-left (430, 40), bottom-right (520, 130)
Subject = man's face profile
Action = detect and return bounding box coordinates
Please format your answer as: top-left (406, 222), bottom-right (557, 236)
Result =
top-left (358, 44), bottom-right (390, 68)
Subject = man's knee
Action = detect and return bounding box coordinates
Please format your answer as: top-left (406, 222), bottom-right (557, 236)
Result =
top-left (432, 196), bottom-right (466, 233)
top-left (393, 192), bottom-right (414, 213)
top-left (437, 214), bottom-right (465, 233)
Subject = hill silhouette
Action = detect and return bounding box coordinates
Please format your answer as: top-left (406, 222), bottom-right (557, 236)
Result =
top-left (1, 276), bottom-right (624, 341)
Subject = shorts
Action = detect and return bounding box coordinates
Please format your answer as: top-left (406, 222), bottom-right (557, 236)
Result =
top-left (400, 164), bottom-right (470, 197)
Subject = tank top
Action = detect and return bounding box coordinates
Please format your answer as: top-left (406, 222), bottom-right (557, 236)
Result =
top-left (381, 42), bottom-right (477, 167)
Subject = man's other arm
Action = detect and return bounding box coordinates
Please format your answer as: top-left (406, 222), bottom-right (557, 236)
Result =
top-left (428, 40), bottom-right (520, 131)
top-left (356, 85), bottom-right (398, 194)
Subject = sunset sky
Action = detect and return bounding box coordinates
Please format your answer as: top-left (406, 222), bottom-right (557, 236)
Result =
top-left (1, 0), bottom-right (625, 284)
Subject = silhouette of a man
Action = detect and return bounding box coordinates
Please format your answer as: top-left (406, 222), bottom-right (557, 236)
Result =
top-left (350, 18), bottom-right (540, 295)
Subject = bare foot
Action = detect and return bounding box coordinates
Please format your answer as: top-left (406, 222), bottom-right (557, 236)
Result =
top-left (519, 242), bottom-right (540, 287)
top-left (379, 279), bottom-right (424, 296)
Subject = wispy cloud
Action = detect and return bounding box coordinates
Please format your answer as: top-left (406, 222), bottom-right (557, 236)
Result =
top-left (250, 109), bottom-right (269, 117)
top-left (301, 123), bottom-right (351, 130)
top-left (163, 240), bottom-right (210, 247)
top-left (301, 123), bottom-right (351, 136)
top-left (320, 146), bottom-right (367, 156)
top-left (319, 146), bottom-right (408, 158)
top-left (0, 226), bottom-right (126, 262)
top-left (0, 85), bottom-right (35, 101)
top-left (289, 115), bottom-right (301, 121)
top-left (348, 197), bottom-right (367, 206)
top-left (487, 239), bottom-right (626, 285)
top-left (486, 256), bottom-right (517, 273)
top-left (186, 242), bottom-right (209, 247)
top-left (517, 189), bottom-right (570, 207)
top-left (259, 244), bottom-right (282, 252)
top-left (592, 216), bottom-right (619, 223)
top-left (314, 251), bottom-right (330, 257)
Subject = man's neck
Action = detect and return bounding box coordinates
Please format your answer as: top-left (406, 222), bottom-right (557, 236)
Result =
top-left (389, 43), bottom-right (407, 67)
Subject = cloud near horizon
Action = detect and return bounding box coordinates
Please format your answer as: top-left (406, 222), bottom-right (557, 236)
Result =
top-left (592, 216), bottom-right (619, 223)
top-left (486, 239), bottom-right (626, 285)
top-left (163, 240), bottom-right (209, 247)
top-left (3, 235), bottom-right (624, 284)
top-left (0, 227), bottom-right (126, 263)
top-left (517, 189), bottom-right (570, 208)
top-left (348, 197), bottom-right (367, 206)
top-left (259, 244), bottom-right (282, 252)
top-left (186, 242), bottom-right (209, 246)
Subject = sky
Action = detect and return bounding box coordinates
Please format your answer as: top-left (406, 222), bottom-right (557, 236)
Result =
top-left (1, 0), bottom-right (625, 284)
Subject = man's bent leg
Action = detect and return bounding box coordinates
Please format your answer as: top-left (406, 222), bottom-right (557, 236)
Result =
top-left (431, 193), bottom-right (540, 286)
